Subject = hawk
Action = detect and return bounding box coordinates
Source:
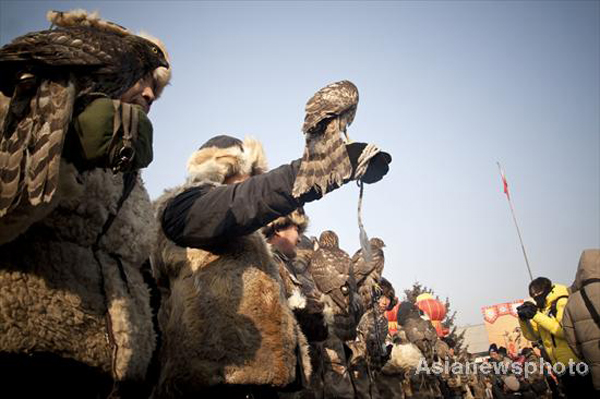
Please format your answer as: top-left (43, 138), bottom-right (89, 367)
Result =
top-left (396, 301), bottom-right (439, 362)
top-left (352, 237), bottom-right (386, 309)
top-left (292, 80), bottom-right (358, 198)
top-left (309, 230), bottom-right (354, 311)
top-left (309, 230), bottom-right (363, 341)
top-left (310, 230), bottom-right (362, 321)
top-left (0, 16), bottom-right (169, 218)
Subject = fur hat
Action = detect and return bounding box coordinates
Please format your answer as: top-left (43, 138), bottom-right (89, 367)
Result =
top-left (262, 208), bottom-right (309, 239)
top-left (502, 375), bottom-right (520, 392)
top-left (46, 9), bottom-right (171, 99)
top-left (187, 135), bottom-right (268, 184)
top-left (379, 277), bottom-right (397, 311)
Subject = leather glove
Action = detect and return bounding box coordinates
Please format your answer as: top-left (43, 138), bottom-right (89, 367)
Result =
top-left (346, 142), bottom-right (392, 184)
top-left (517, 302), bottom-right (538, 320)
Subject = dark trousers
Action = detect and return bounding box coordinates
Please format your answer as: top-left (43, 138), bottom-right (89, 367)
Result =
top-left (559, 371), bottom-right (595, 399)
top-left (0, 351), bottom-right (113, 399)
top-left (192, 384), bottom-right (279, 399)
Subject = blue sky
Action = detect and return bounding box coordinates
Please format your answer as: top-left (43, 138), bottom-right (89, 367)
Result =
top-left (2, 1), bottom-right (598, 326)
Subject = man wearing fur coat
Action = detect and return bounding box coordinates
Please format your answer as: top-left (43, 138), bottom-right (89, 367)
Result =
top-left (152, 134), bottom-right (390, 398)
top-left (263, 212), bottom-right (329, 346)
top-left (0, 10), bottom-right (171, 399)
top-left (263, 211), bottom-right (330, 397)
top-left (348, 277), bottom-right (396, 399)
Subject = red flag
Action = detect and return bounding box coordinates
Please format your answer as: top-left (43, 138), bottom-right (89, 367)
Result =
top-left (497, 162), bottom-right (510, 200)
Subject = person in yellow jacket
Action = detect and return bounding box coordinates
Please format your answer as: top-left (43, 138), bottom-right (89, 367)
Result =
top-left (517, 277), bottom-right (595, 398)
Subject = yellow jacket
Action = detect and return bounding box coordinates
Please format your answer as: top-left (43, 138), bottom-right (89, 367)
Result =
top-left (519, 284), bottom-right (581, 365)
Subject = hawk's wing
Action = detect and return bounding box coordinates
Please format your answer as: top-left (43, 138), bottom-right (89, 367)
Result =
top-left (0, 78), bottom-right (75, 217)
top-left (309, 247), bottom-right (350, 310)
top-left (353, 243), bottom-right (385, 312)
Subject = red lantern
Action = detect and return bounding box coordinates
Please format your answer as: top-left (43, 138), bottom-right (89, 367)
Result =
top-left (385, 301), bottom-right (400, 336)
top-left (416, 295), bottom-right (447, 337)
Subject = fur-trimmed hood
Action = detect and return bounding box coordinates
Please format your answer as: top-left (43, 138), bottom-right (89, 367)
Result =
top-left (186, 135), bottom-right (268, 184)
top-left (46, 9), bottom-right (171, 99)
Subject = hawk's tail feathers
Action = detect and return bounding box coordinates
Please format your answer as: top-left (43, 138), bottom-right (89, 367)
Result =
top-left (0, 92), bottom-right (34, 217)
top-left (292, 132), bottom-right (352, 198)
top-left (26, 79), bottom-right (75, 205)
top-left (0, 78), bottom-right (74, 218)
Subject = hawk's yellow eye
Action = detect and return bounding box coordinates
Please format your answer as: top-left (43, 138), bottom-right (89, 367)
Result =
top-left (152, 47), bottom-right (158, 54)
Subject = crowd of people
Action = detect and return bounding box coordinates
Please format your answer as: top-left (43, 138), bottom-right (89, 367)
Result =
top-left (0, 9), bottom-right (598, 399)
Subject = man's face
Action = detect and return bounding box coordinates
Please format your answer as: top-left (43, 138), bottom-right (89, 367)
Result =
top-left (120, 74), bottom-right (156, 114)
top-left (271, 225), bottom-right (300, 258)
top-left (378, 295), bottom-right (391, 312)
top-left (530, 289), bottom-right (548, 309)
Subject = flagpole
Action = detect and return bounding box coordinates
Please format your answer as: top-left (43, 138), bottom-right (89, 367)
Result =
top-left (497, 162), bottom-right (534, 281)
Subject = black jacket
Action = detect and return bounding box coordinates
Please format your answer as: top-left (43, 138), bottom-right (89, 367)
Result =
top-left (162, 160), bottom-right (322, 248)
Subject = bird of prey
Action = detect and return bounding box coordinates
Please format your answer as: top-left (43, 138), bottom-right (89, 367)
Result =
top-left (352, 237), bottom-right (385, 285)
top-left (0, 22), bottom-right (169, 217)
top-left (352, 237), bottom-right (386, 308)
top-left (396, 301), bottom-right (439, 362)
top-left (357, 307), bottom-right (390, 367)
top-left (309, 231), bottom-right (353, 310)
top-left (292, 80), bottom-right (359, 198)
top-left (309, 230), bottom-right (364, 340)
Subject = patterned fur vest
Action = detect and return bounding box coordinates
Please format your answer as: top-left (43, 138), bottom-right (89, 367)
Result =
top-left (0, 161), bottom-right (156, 382)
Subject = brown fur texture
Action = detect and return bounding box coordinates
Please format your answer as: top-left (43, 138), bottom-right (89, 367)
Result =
top-left (262, 207), bottom-right (309, 240)
top-left (186, 136), bottom-right (268, 184)
top-left (0, 160), bottom-right (156, 382)
top-left (151, 140), bottom-right (310, 397)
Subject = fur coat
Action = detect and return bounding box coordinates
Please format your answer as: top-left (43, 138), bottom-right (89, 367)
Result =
top-left (0, 160), bottom-right (156, 382)
top-left (563, 249), bottom-right (600, 390)
top-left (151, 137), bottom-right (311, 397)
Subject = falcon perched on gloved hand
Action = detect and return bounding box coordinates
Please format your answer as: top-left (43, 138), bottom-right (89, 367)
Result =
top-left (0, 10), bottom-right (169, 217)
top-left (292, 80), bottom-right (358, 198)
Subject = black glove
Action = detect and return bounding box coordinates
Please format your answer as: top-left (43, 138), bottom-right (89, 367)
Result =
top-left (346, 142), bottom-right (392, 184)
top-left (517, 302), bottom-right (538, 320)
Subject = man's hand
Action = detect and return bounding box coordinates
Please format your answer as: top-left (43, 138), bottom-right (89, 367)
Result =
top-left (517, 302), bottom-right (538, 320)
top-left (346, 142), bottom-right (392, 184)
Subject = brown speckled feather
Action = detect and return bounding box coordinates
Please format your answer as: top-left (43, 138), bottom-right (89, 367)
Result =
top-left (352, 237), bottom-right (386, 307)
top-left (0, 78), bottom-right (74, 216)
top-left (309, 231), bottom-right (353, 310)
top-left (0, 25), bottom-right (169, 218)
top-left (293, 80), bottom-right (358, 198)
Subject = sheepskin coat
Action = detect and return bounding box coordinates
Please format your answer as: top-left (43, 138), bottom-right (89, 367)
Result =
top-left (0, 160), bottom-right (156, 382)
top-left (151, 137), bottom-right (311, 397)
top-left (563, 249), bottom-right (600, 390)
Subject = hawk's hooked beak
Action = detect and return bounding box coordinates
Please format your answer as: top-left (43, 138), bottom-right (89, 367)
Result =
top-left (343, 130), bottom-right (352, 144)
top-left (159, 59), bottom-right (169, 69)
